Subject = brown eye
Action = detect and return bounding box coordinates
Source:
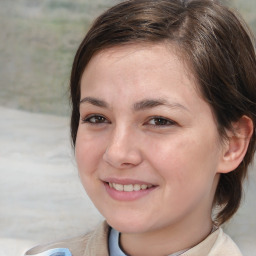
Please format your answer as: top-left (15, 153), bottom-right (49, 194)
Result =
top-left (147, 117), bottom-right (176, 126)
top-left (82, 115), bottom-right (108, 124)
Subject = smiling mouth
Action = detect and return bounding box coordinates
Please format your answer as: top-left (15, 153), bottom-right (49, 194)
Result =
top-left (108, 182), bottom-right (153, 192)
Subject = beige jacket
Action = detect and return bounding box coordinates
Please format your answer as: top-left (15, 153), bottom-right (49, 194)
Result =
top-left (25, 221), bottom-right (243, 256)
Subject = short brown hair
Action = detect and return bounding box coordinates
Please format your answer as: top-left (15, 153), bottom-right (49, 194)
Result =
top-left (70, 0), bottom-right (256, 225)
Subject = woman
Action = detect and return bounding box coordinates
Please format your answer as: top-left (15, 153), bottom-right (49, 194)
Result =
top-left (26, 0), bottom-right (256, 255)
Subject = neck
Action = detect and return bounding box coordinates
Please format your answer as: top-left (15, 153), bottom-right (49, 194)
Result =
top-left (120, 215), bottom-right (213, 256)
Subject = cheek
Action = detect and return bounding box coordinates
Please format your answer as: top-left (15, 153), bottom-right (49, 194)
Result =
top-left (147, 133), bottom-right (219, 187)
top-left (75, 130), bottom-right (103, 176)
top-left (149, 137), bottom-right (219, 217)
top-left (75, 132), bottom-right (104, 200)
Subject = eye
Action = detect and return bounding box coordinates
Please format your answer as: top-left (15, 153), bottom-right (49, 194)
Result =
top-left (146, 116), bottom-right (176, 127)
top-left (82, 114), bottom-right (109, 124)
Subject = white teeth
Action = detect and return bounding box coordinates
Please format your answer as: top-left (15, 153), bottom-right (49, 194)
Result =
top-left (133, 184), bottom-right (141, 191)
top-left (109, 183), bottom-right (153, 192)
top-left (141, 184), bottom-right (147, 190)
top-left (113, 183), bottom-right (124, 191)
top-left (124, 184), bottom-right (133, 192)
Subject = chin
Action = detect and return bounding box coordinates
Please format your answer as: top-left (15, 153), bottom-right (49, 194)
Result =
top-left (106, 214), bottom-right (150, 233)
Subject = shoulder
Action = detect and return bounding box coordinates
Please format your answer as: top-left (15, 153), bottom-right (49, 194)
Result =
top-left (184, 228), bottom-right (243, 256)
top-left (208, 228), bottom-right (243, 256)
top-left (24, 221), bottom-right (110, 256)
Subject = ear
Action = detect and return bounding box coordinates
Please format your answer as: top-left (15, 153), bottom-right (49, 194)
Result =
top-left (218, 115), bottom-right (254, 174)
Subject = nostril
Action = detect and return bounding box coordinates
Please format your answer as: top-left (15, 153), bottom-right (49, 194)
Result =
top-left (120, 162), bottom-right (134, 168)
top-left (103, 143), bottom-right (143, 168)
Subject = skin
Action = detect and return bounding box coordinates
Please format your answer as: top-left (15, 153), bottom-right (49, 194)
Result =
top-left (75, 44), bottom-right (233, 255)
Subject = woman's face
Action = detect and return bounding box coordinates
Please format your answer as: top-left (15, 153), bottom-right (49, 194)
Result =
top-left (76, 44), bottom-right (224, 234)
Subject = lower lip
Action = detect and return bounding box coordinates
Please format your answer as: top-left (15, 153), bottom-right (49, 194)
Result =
top-left (104, 182), bottom-right (156, 201)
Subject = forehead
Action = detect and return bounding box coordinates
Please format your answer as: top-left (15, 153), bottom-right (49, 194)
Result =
top-left (81, 43), bottom-right (198, 93)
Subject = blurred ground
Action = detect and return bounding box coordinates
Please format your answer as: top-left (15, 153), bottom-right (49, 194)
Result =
top-left (0, 107), bottom-right (103, 256)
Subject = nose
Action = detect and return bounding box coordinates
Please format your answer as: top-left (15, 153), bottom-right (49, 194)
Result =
top-left (103, 126), bottom-right (143, 169)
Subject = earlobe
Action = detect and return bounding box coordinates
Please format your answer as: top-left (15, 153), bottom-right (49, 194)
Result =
top-left (218, 115), bottom-right (253, 174)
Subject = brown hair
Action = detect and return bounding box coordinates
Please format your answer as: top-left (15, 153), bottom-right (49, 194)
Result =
top-left (70, 0), bottom-right (256, 225)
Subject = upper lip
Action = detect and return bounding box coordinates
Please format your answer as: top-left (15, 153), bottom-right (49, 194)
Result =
top-left (102, 177), bottom-right (156, 186)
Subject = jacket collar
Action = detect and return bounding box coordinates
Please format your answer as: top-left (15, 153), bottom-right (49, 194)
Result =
top-left (84, 221), bottom-right (110, 256)
top-left (83, 221), bottom-right (221, 256)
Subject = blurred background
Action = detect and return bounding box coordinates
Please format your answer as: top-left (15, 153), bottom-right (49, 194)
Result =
top-left (0, 0), bottom-right (120, 116)
top-left (0, 0), bottom-right (256, 116)
top-left (0, 0), bottom-right (255, 256)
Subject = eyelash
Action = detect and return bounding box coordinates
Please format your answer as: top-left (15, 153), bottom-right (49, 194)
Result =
top-left (81, 114), bottom-right (109, 125)
top-left (82, 114), bottom-right (176, 127)
top-left (145, 116), bottom-right (176, 127)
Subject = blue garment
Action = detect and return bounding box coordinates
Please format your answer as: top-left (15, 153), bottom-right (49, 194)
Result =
top-left (109, 227), bottom-right (127, 256)
top-left (108, 227), bottom-right (189, 256)
top-left (26, 248), bottom-right (72, 256)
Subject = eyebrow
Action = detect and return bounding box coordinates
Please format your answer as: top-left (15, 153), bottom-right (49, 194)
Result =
top-left (133, 98), bottom-right (189, 112)
top-left (79, 97), bottom-right (189, 112)
top-left (80, 97), bottom-right (109, 108)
